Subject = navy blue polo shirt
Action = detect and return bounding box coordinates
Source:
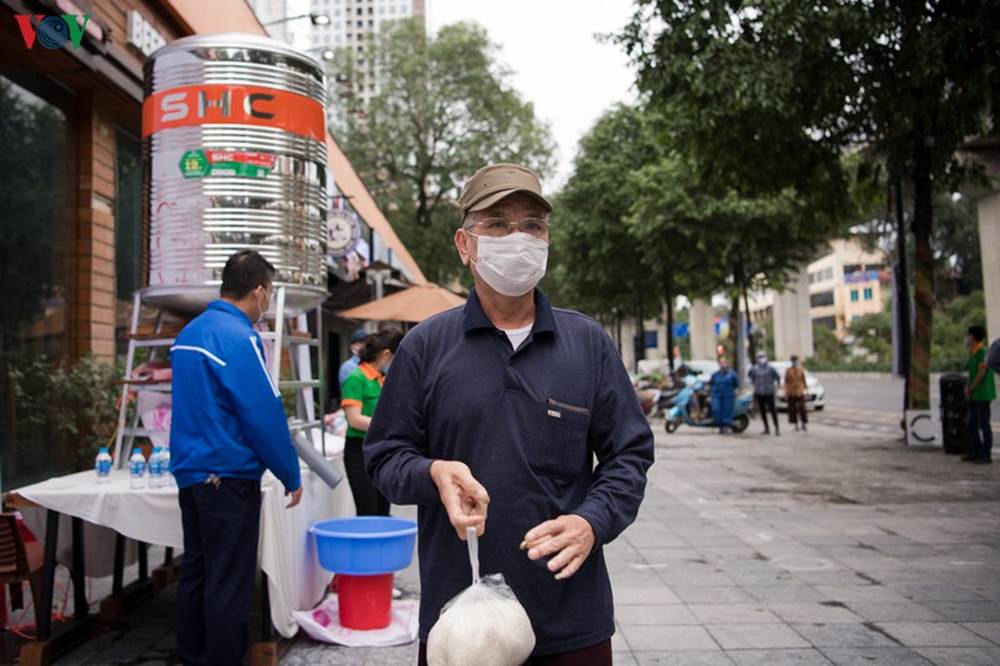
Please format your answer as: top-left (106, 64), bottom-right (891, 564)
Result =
top-left (364, 289), bottom-right (655, 655)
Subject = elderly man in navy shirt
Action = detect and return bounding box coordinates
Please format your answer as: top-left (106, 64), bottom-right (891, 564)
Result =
top-left (365, 163), bottom-right (655, 664)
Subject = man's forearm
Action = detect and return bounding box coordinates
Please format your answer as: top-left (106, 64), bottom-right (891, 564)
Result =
top-left (969, 367), bottom-right (986, 393)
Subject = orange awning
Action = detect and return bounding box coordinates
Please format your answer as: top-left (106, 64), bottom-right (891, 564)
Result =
top-left (338, 284), bottom-right (465, 323)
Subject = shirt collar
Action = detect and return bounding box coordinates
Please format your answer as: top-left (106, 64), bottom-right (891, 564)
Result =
top-left (463, 288), bottom-right (556, 337)
top-left (971, 342), bottom-right (984, 355)
top-left (359, 362), bottom-right (381, 381)
top-left (208, 299), bottom-right (252, 326)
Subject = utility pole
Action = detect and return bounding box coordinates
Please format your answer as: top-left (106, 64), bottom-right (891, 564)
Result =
top-left (894, 175), bottom-right (912, 426)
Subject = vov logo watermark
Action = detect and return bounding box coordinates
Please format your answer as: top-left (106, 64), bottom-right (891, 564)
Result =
top-left (15, 14), bottom-right (90, 50)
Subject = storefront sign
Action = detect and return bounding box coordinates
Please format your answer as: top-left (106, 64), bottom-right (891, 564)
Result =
top-left (143, 84), bottom-right (325, 141)
top-left (179, 149), bottom-right (275, 179)
top-left (127, 10), bottom-right (166, 57)
top-left (327, 209), bottom-right (362, 257)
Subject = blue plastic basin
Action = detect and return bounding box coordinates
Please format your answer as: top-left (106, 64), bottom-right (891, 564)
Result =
top-left (309, 517), bottom-right (418, 575)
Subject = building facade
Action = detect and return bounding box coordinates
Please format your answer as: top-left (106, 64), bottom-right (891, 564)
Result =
top-left (750, 238), bottom-right (889, 342)
top-left (305, 0), bottom-right (425, 102)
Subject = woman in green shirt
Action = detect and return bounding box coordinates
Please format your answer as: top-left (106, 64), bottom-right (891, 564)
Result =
top-left (341, 329), bottom-right (404, 515)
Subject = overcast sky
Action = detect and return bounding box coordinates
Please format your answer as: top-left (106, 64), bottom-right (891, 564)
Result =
top-left (425, 0), bottom-right (637, 187)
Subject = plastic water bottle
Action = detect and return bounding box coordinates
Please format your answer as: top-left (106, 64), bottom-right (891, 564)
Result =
top-left (95, 447), bottom-right (112, 484)
top-left (161, 447), bottom-right (173, 487)
top-left (148, 447), bottom-right (163, 489)
top-left (129, 448), bottom-right (147, 490)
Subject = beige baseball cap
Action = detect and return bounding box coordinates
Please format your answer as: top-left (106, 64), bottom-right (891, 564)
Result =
top-left (459, 163), bottom-right (552, 217)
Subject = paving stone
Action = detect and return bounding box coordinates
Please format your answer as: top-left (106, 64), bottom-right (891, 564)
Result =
top-left (707, 624), bottom-right (810, 649)
top-left (616, 604), bottom-right (699, 626)
top-left (914, 646), bottom-right (1000, 665)
top-left (614, 586), bottom-right (683, 605)
top-left (821, 646), bottom-right (934, 665)
top-left (622, 625), bottom-right (720, 651)
top-left (727, 648), bottom-right (833, 665)
top-left (671, 586), bottom-right (758, 604)
top-left (845, 600), bottom-right (947, 622)
top-left (790, 622), bottom-right (898, 648)
top-left (878, 622), bottom-right (993, 647)
top-left (767, 603), bottom-right (864, 624)
top-left (633, 650), bottom-right (735, 665)
top-left (960, 622), bottom-right (1000, 645)
top-left (743, 585), bottom-right (827, 603)
top-left (688, 604), bottom-right (781, 625)
top-left (923, 601), bottom-right (1000, 622)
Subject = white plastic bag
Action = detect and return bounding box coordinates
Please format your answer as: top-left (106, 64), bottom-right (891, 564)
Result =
top-left (426, 528), bottom-right (535, 666)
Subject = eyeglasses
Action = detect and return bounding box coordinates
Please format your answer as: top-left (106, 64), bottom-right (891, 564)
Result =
top-left (465, 216), bottom-right (550, 239)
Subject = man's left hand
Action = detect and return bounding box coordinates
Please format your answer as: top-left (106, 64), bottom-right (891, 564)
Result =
top-left (521, 515), bottom-right (595, 581)
top-left (965, 387), bottom-right (972, 399)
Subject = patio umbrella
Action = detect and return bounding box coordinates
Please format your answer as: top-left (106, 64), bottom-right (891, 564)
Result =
top-left (338, 283), bottom-right (466, 323)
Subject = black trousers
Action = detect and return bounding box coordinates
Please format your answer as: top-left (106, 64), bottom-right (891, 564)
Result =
top-left (787, 395), bottom-right (808, 426)
top-left (755, 394), bottom-right (780, 433)
top-left (967, 402), bottom-right (993, 461)
top-left (345, 436), bottom-right (390, 516)
top-left (177, 478), bottom-right (261, 666)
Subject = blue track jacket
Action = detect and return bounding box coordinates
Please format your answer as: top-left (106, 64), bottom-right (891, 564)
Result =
top-left (169, 300), bottom-right (301, 492)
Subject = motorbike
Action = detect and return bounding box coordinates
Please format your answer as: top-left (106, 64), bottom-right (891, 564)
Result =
top-left (663, 376), bottom-right (752, 434)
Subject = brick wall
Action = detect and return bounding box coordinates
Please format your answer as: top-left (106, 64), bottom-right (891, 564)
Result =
top-left (73, 96), bottom-right (118, 361)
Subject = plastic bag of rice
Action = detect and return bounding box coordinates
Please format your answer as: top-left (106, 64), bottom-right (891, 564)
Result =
top-left (426, 529), bottom-right (535, 666)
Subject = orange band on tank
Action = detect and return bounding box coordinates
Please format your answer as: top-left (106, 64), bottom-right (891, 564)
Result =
top-left (142, 84), bottom-right (325, 141)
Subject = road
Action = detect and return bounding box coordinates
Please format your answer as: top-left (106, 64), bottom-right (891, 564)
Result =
top-left (816, 374), bottom-right (999, 431)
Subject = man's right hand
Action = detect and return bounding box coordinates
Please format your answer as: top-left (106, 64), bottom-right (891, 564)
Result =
top-left (286, 486), bottom-right (303, 508)
top-left (429, 460), bottom-right (489, 540)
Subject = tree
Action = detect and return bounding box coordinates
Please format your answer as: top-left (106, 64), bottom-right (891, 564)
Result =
top-left (619, 0), bottom-right (1000, 410)
top-left (933, 194), bottom-right (982, 296)
top-left (550, 105), bottom-right (662, 365)
top-left (331, 19), bottom-right (555, 285)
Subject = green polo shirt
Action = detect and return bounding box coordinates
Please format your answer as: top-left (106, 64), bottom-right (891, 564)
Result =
top-left (967, 344), bottom-right (996, 403)
top-left (341, 362), bottom-right (384, 439)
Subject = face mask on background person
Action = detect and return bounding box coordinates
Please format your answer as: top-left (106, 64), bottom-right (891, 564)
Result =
top-left (468, 231), bottom-right (549, 297)
top-left (255, 286), bottom-right (271, 324)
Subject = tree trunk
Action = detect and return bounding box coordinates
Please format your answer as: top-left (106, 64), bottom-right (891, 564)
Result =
top-left (908, 143), bottom-right (934, 411)
top-left (894, 175), bottom-right (912, 415)
top-left (742, 281), bottom-right (756, 362)
top-left (664, 274), bottom-right (675, 373)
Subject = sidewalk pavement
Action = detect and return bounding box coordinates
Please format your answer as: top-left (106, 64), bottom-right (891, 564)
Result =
top-left (52, 419), bottom-right (1000, 665)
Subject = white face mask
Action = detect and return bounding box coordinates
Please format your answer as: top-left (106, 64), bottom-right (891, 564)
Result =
top-left (468, 232), bottom-right (548, 297)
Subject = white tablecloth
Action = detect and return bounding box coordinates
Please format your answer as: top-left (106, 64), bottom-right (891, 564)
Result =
top-left (16, 454), bottom-right (354, 638)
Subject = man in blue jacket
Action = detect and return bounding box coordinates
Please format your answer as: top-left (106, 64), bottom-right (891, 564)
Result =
top-left (169, 250), bottom-right (302, 666)
top-left (710, 357), bottom-right (740, 433)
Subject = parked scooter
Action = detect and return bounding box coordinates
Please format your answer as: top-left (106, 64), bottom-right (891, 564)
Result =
top-left (664, 376), bottom-right (752, 434)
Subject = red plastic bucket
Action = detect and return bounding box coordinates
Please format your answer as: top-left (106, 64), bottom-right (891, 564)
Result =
top-left (338, 573), bottom-right (393, 630)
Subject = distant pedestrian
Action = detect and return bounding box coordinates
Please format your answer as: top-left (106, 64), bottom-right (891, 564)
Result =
top-left (784, 355), bottom-right (808, 432)
top-left (341, 329), bottom-right (404, 515)
top-left (710, 357), bottom-right (740, 433)
top-left (963, 325), bottom-right (995, 464)
top-left (748, 353), bottom-right (780, 436)
top-left (338, 328), bottom-right (369, 389)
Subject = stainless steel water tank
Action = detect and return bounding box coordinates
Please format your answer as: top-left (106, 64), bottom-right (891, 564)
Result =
top-left (142, 33), bottom-right (328, 315)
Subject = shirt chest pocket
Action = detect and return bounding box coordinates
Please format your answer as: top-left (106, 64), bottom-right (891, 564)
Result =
top-left (506, 390), bottom-right (592, 479)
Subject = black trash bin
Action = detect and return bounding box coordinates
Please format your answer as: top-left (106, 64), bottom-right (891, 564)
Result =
top-left (940, 373), bottom-right (968, 455)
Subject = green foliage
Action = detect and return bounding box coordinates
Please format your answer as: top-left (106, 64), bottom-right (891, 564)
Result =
top-left (811, 324), bottom-right (846, 367)
top-left (618, 0), bottom-right (1000, 406)
top-left (549, 104), bottom-right (662, 317)
top-left (847, 307), bottom-right (894, 365)
top-left (7, 355), bottom-right (119, 471)
top-left (932, 291), bottom-right (986, 373)
top-left (331, 19), bottom-right (555, 285)
top-left (933, 195), bottom-right (982, 295)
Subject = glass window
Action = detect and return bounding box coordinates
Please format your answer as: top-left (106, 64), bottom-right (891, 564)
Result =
top-left (864, 287), bottom-right (873, 301)
top-left (115, 130), bottom-right (142, 355)
top-left (0, 74), bottom-right (77, 490)
top-left (810, 290), bottom-right (835, 308)
top-left (850, 289), bottom-right (859, 302)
